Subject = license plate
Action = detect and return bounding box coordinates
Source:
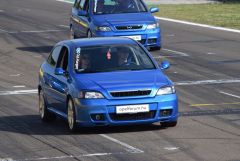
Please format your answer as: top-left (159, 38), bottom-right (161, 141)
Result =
top-left (121, 35), bottom-right (141, 41)
top-left (116, 104), bottom-right (149, 114)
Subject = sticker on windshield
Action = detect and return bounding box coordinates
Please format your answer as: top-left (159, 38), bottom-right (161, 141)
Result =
top-left (75, 47), bottom-right (81, 70)
top-left (106, 49), bottom-right (111, 60)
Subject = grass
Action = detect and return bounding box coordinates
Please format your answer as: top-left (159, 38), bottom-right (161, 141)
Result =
top-left (150, 3), bottom-right (240, 30)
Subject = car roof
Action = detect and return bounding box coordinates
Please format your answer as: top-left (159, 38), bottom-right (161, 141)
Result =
top-left (58, 37), bottom-right (137, 48)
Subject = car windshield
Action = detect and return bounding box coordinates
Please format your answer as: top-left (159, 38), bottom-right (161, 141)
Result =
top-left (93, 0), bottom-right (147, 15)
top-left (74, 44), bottom-right (156, 73)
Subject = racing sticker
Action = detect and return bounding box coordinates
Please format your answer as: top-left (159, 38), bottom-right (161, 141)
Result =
top-left (75, 47), bottom-right (81, 70)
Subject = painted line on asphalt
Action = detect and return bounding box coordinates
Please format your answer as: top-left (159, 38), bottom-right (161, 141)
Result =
top-left (153, 48), bottom-right (189, 58)
top-left (59, 25), bottom-right (70, 28)
top-left (1, 29), bottom-right (66, 34)
top-left (175, 79), bottom-right (240, 86)
top-left (155, 16), bottom-right (240, 34)
top-left (162, 48), bottom-right (189, 57)
top-left (219, 91), bottom-right (240, 99)
top-left (190, 102), bottom-right (240, 107)
top-left (0, 89), bottom-right (37, 96)
top-left (13, 85), bottom-right (26, 88)
top-left (99, 134), bottom-right (144, 153)
top-left (56, 0), bottom-right (74, 4)
top-left (13, 153), bottom-right (116, 161)
top-left (164, 147), bottom-right (179, 151)
top-left (9, 74), bottom-right (21, 77)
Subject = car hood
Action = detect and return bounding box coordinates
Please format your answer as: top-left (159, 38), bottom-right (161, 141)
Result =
top-left (93, 13), bottom-right (155, 26)
top-left (75, 70), bottom-right (171, 96)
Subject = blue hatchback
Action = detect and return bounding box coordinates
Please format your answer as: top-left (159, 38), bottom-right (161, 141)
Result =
top-left (70, 0), bottom-right (161, 50)
top-left (38, 37), bottom-right (178, 132)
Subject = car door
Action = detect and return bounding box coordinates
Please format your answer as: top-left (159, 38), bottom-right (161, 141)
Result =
top-left (71, 0), bottom-right (81, 37)
top-left (50, 46), bottom-right (70, 114)
top-left (43, 45), bottom-right (62, 109)
top-left (74, 0), bottom-right (90, 37)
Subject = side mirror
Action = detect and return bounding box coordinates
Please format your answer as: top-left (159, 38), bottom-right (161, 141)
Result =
top-left (150, 7), bottom-right (159, 13)
top-left (160, 61), bottom-right (170, 70)
top-left (78, 10), bottom-right (87, 16)
top-left (55, 68), bottom-right (65, 75)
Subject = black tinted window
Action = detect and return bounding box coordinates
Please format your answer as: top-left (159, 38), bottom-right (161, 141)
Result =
top-left (47, 46), bottom-right (62, 66)
top-left (57, 46), bottom-right (69, 71)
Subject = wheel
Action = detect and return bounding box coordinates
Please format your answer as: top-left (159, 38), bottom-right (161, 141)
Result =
top-left (87, 30), bottom-right (92, 38)
top-left (70, 27), bottom-right (76, 39)
top-left (39, 90), bottom-right (56, 122)
top-left (67, 98), bottom-right (78, 132)
top-left (161, 121), bottom-right (177, 127)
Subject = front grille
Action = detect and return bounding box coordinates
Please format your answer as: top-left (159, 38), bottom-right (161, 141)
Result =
top-left (116, 25), bottom-right (143, 30)
top-left (109, 110), bottom-right (156, 121)
top-left (110, 90), bottom-right (151, 97)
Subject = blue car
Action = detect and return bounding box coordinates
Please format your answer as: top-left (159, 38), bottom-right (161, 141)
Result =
top-left (70, 0), bottom-right (161, 50)
top-left (38, 37), bottom-right (178, 132)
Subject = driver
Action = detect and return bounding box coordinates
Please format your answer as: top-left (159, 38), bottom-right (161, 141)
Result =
top-left (117, 47), bottom-right (130, 66)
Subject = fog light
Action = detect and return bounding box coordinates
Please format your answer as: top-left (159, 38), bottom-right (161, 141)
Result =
top-left (160, 109), bottom-right (172, 117)
top-left (91, 114), bottom-right (105, 121)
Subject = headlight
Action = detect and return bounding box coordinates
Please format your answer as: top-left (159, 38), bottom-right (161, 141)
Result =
top-left (79, 91), bottom-right (104, 99)
top-left (96, 26), bottom-right (111, 31)
top-left (147, 23), bottom-right (159, 29)
top-left (156, 86), bottom-right (175, 95)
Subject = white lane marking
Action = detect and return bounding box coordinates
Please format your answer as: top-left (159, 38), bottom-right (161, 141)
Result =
top-left (0, 89), bottom-right (37, 96)
top-left (207, 52), bottom-right (217, 55)
top-left (162, 48), bottom-right (189, 57)
top-left (15, 153), bottom-right (114, 161)
top-left (175, 79), bottom-right (240, 86)
top-left (59, 25), bottom-right (69, 28)
top-left (9, 74), bottom-right (21, 77)
top-left (1, 29), bottom-right (65, 34)
top-left (156, 16), bottom-right (240, 34)
top-left (20, 29), bottom-right (64, 33)
top-left (0, 10), bottom-right (4, 12)
top-left (164, 147), bottom-right (179, 151)
top-left (56, 0), bottom-right (74, 4)
top-left (219, 91), bottom-right (240, 99)
top-left (166, 34), bottom-right (175, 37)
top-left (13, 85), bottom-right (26, 88)
top-left (99, 134), bottom-right (144, 153)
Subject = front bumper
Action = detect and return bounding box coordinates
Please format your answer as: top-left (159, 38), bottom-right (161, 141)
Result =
top-left (73, 94), bottom-right (178, 127)
top-left (93, 28), bottom-right (161, 48)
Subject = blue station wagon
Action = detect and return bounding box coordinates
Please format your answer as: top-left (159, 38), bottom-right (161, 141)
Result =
top-left (38, 38), bottom-right (178, 132)
top-left (70, 0), bottom-right (161, 50)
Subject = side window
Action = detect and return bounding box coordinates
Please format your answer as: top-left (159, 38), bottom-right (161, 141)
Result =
top-left (74, 0), bottom-right (80, 8)
top-left (79, 0), bottom-right (86, 10)
top-left (83, 0), bottom-right (89, 12)
top-left (47, 46), bottom-right (62, 66)
top-left (57, 46), bottom-right (69, 71)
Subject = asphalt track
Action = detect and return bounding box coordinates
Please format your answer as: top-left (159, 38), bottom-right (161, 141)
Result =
top-left (0, 0), bottom-right (240, 161)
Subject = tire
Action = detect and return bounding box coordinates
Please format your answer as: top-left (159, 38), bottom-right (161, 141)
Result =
top-left (87, 30), bottom-right (92, 38)
top-left (161, 121), bottom-right (177, 128)
top-left (39, 90), bottom-right (56, 122)
top-left (70, 27), bottom-right (76, 39)
top-left (67, 98), bottom-right (78, 132)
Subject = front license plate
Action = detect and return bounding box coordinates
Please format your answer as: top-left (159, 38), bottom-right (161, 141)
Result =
top-left (121, 35), bottom-right (141, 41)
top-left (116, 104), bottom-right (149, 114)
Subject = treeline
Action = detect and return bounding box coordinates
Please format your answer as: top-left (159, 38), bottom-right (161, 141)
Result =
top-left (215, 0), bottom-right (240, 3)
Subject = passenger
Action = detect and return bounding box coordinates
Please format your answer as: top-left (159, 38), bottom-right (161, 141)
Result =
top-left (96, 0), bottom-right (105, 13)
top-left (79, 54), bottom-right (91, 70)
